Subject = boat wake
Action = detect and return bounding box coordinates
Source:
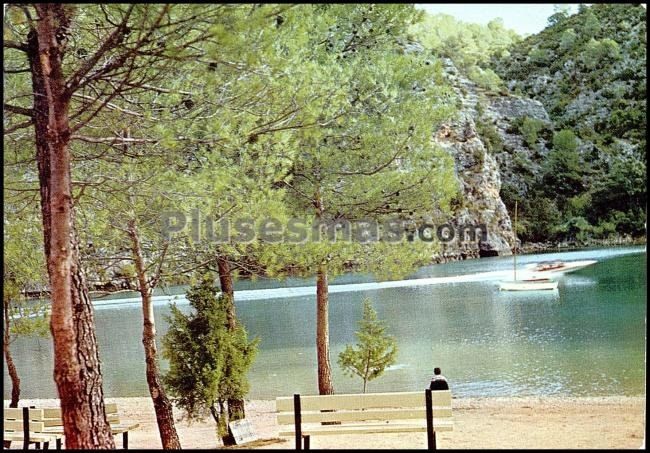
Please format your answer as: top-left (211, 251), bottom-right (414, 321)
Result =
top-left (90, 246), bottom-right (644, 310)
top-left (92, 269), bottom-right (514, 310)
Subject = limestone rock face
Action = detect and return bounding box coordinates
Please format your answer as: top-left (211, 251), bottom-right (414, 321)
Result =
top-left (432, 59), bottom-right (512, 257)
top-left (431, 59), bottom-right (553, 258)
top-left (488, 96), bottom-right (549, 122)
top-left (484, 91), bottom-right (552, 204)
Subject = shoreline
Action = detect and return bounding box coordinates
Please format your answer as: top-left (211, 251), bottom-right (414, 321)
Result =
top-left (5, 395), bottom-right (646, 449)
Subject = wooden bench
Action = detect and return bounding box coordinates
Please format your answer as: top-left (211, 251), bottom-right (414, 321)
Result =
top-left (29, 403), bottom-right (140, 449)
top-left (276, 389), bottom-right (453, 450)
top-left (3, 407), bottom-right (63, 450)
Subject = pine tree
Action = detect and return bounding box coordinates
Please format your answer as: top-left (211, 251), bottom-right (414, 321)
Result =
top-left (338, 299), bottom-right (397, 393)
top-left (162, 274), bottom-right (258, 445)
top-left (266, 4), bottom-right (457, 396)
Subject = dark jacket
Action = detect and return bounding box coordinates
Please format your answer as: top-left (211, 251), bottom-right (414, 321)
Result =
top-left (429, 375), bottom-right (449, 391)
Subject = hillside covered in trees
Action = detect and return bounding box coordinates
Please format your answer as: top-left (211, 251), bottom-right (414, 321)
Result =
top-left (412, 4), bottom-right (646, 244)
top-left (492, 3), bottom-right (646, 242)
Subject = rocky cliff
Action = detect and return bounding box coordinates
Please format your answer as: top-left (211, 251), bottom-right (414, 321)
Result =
top-left (432, 58), bottom-right (553, 258)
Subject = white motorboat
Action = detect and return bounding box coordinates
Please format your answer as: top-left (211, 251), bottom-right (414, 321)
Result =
top-left (523, 260), bottom-right (598, 279)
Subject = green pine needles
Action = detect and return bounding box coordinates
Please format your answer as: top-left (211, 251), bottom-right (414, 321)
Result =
top-left (338, 298), bottom-right (397, 393)
top-left (162, 274), bottom-right (258, 441)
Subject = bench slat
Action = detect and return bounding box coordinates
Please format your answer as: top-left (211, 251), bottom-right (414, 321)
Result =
top-left (278, 421), bottom-right (454, 436)
top-left (276, 391), bottom-right (451, 412)
top-left (108, 423), bottom-right (141, 434)
top-left (41, 403), bottom-right (118, 419)
top-left (39, 414), bottom-right (119, 426)
top-left (277, 407), bottom-right (452, 425)
top-left (104, 403), bottom-right (119, 414)
top-left (2, 432), bottom-right (62, 443)
top-left (42, 418), bottom-right (63, 428)
top-left (43, 422), bottom-right (139, 436)
top-left (4, 420), bottom-right (47, 433)
top-left (3, 408), bottom-right (45, 421)
top-left (42, 408), bottom-right (61, 418)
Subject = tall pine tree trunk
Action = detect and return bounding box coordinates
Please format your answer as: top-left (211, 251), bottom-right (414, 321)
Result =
top-left (127, 220), bottom-right (181, 449)
top-left (314, 190), bottom-right (334, 396)
top-left (216, 256), bottom-right (246, 422)
top-left (28, 5), bottom-right (114, 448)
top-left (217, 256), bottom-right (236, 330)
top-left (316, 265), bottom-right (334, 395)
top-left (3, 304), bottom-right (20, 408)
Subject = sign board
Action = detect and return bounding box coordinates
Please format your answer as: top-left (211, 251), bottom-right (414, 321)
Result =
top-left (228, 418), bottom-right (259, 445)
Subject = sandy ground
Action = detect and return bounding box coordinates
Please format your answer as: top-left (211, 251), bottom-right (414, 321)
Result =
top-left (5, 396), bottom-right (645, 449)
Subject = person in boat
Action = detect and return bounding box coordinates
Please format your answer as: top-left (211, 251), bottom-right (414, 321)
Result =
top-left (536, 261), bottom-right (564, 271)
top-left (429, 367), bottom-right (450, 391)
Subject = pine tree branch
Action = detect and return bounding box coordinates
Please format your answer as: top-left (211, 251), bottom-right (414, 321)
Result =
top-left (64, 4), bottom-right (136, 96)
top-left (3, 40), bottom-right (28, 52)
top-left (71, 135), bottom-right (160, 144)
top-left (71, 93), bottom-right (144, 117)
top-left (4, 120), bottom-right (34, 134)
top-left (4, 103), bottom-right (33, 117)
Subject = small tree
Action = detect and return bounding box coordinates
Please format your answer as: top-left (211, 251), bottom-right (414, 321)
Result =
top-left (560, 28), bottom-right (577, 52)
top-left (543, 129), bottom-right (584, 207)
top-left (338, 299), bottom-right (397, 393)
top-left (162, 274), bottom-right (258, 445)
top-left (520, 117), bottom-right (545, 148)
top-left (582, 10), bottom-right (601, 37)
top-left (548, 5), bottom-right (571, 27)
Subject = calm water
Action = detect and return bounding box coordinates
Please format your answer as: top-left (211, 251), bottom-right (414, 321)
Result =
top-left (4, 247), bottom-right (646, 399)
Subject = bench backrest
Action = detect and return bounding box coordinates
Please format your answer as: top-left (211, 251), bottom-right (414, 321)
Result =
top-left (7, 403), bottom-right (121, 427)
top-left (276, 391), bottom-right (452, 425)
top-left (3, 408), bottom-right (47, 434)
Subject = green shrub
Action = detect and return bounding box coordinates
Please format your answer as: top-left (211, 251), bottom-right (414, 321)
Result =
top-left (520, 117), bottom-right (545, 147)
top-left (476, 121), bottom-right (503, 154)
top-left (529, 47), bottom-right (550, 65)
top-left (467, 66), bottom-right (503, 91)
top-left (163, 274), bottom-right (259, 442)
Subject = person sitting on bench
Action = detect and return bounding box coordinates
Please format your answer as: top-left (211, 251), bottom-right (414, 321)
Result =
top-left (429, 367), bottom-right (449, 391)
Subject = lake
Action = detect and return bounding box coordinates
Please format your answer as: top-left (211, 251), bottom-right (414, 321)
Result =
top-left (4, 246), bottom-right (646, 400)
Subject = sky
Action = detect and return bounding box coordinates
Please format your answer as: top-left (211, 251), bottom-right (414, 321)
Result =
top-left (414, 4), bottom-right (580, 36)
